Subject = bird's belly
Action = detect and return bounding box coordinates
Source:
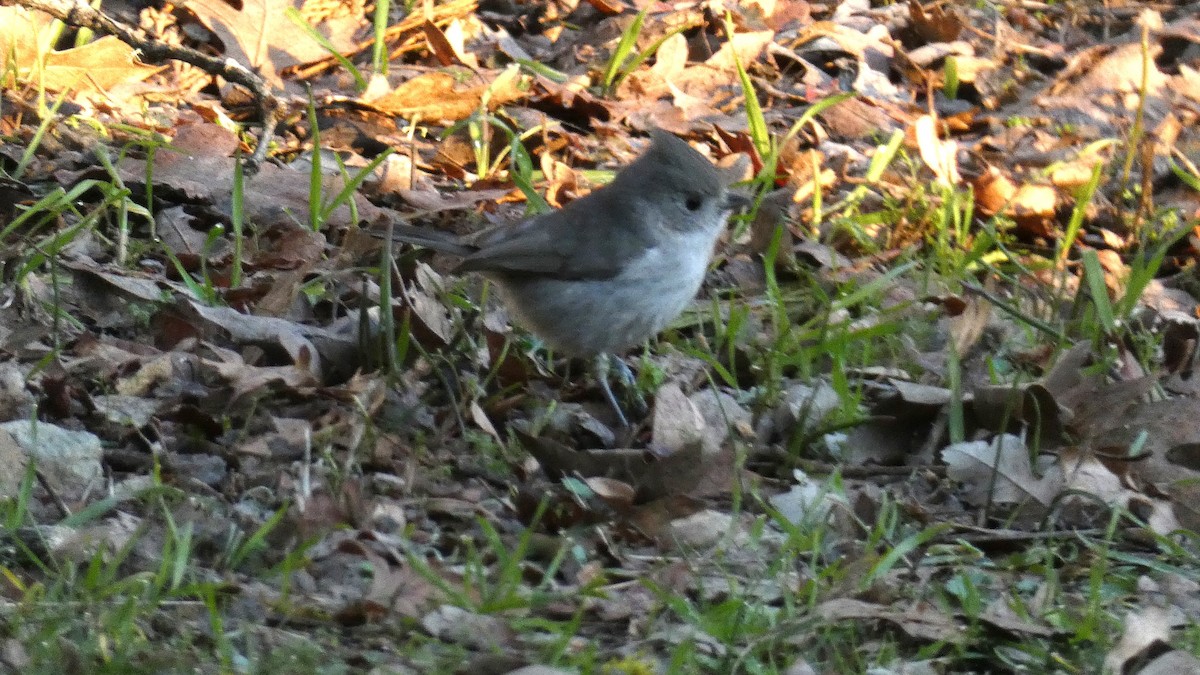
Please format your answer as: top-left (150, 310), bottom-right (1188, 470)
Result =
top-left (497, 257), bottom-right (707, 356)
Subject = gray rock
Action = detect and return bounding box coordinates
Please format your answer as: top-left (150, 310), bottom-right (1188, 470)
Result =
top-left (1, 420), bottom-right (103, 495)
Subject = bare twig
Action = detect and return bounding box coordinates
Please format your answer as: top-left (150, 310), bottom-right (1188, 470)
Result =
top-left (35, 468), bottom-right (71, 519)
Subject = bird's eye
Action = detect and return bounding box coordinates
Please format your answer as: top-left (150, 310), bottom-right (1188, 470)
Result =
top-left (684, 194), bottom-right (703, 211)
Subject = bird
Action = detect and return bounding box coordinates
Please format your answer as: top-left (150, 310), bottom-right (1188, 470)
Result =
top-left (385, 130), bottom-right (749, 426)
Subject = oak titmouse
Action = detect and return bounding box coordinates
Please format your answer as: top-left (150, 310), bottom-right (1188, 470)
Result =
top-left (389, 130), bottom-right (748, 425)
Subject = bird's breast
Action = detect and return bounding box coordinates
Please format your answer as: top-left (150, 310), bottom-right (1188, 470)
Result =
top-left (491, 227), bottom-right (719, 355)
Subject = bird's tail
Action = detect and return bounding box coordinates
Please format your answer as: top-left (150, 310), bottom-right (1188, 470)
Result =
top-left (372, 219), bottom-right (477, 258)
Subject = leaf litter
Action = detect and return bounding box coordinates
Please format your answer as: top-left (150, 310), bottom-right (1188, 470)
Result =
top-left (1, 0), bottom-right (1200, 671)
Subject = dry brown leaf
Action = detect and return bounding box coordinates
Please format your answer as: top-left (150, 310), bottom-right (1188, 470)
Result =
top-left (363, 557), bottom-right (442, 620)
top-left (624, 494), bottom-right (707, 542)
top-left (1103, 606), bottom-right (1176, 674)
top-left (651, 32), bottom-right (688, 81)
top-left (947, 55), bottom-right (998, 84)
top-left (768, 469), bottom-right (847, 526)
top-left (914, 114), bottom-right (959, 187)
top-left (705, 30), bottom-right (775, 71)
top-left (115, 353), bottom-right (176, 397)
top-left (942, 434), bottom-right (1060, 508)
top-left (404, 263), bottom-right (456, 348)
top-left (748, 0), bottom-right (812, 31)
top-left (184, 0), bottom-right (355, 87)
top-left (114, 122), bottom-right (381, 230)
top-left (33, 36), bottom-right (163, 92)
top-left (0, 8), bottom-right (163, 92)
top-left (1042, 38), bottom-right (1169, 109)
top-left (0, 5), bottom-right (50, 59)
top-left (907, 0), bottom-right (963, 43)
top-left (948, 294), bottom-right (989, 354)
top-left (252, 228), bottom-right (327, 270)
top-left (156, 206), bottom-right (214, 258)
top-left (970, 383), bottom-right (1070, 449)
top-left (1048, 152), bottom-right (1107, 189)
top-left (1053, 450), bottom-right (1180, 534)
top-left (367, 66), bottom-right (528, 123)
top-left (970, 169), bottom-right (1058, 235)
top-left (584, 476), bottom-right (636, 511)
top-left (200, 346), bottom-right (321, 399)
top-left (421, 605), bottom-right (516, 651)
top-left (183, 302), bottom-right (353, 380)
top-left (1097, 398), bottom-right (1200, 485)
top-left (65, 264), bottom-right (167, 305)
top-left (422, 19), bottom-right (477, 68)
top-left (235, 417), bottom-right (312, 458)
top-left (469, 400), bottom-right (501, 442)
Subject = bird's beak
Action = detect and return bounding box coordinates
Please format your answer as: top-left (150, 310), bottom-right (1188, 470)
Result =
top-left (725, 192), bottom-right (752, 212)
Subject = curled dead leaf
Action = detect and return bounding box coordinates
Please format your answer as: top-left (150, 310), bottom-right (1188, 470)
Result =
top-left (970, 169), bottom-right (1058, 236)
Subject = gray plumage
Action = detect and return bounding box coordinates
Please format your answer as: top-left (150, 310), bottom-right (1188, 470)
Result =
top-left (390, 130), bottom-right (746, 358)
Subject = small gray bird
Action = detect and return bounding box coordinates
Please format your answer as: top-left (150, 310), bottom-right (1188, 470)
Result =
top-left (388, 130), bottom-right (749, 426)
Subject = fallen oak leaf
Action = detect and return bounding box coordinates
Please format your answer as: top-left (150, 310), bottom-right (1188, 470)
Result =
top-left (0, 8), bottom-right (163, 92)
top-left (183, 0), bottom-right (352, 87)
top-left (942, 434), bottom-right (1060, 508)
top-left (365, 66), bottom-right (529, 123)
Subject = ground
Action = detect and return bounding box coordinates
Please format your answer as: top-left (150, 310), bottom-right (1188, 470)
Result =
top-left (1, 0), bottom-right (1199, 673)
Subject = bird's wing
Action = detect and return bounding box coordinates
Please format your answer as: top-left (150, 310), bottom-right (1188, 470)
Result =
top-left (456, 192), bottom-right (656, 280)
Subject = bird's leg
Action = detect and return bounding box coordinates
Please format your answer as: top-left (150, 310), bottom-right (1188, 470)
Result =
top-left (593, 352), bottom-right (630, 428)
top-left (610, 357), bottom-right (648, 418)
